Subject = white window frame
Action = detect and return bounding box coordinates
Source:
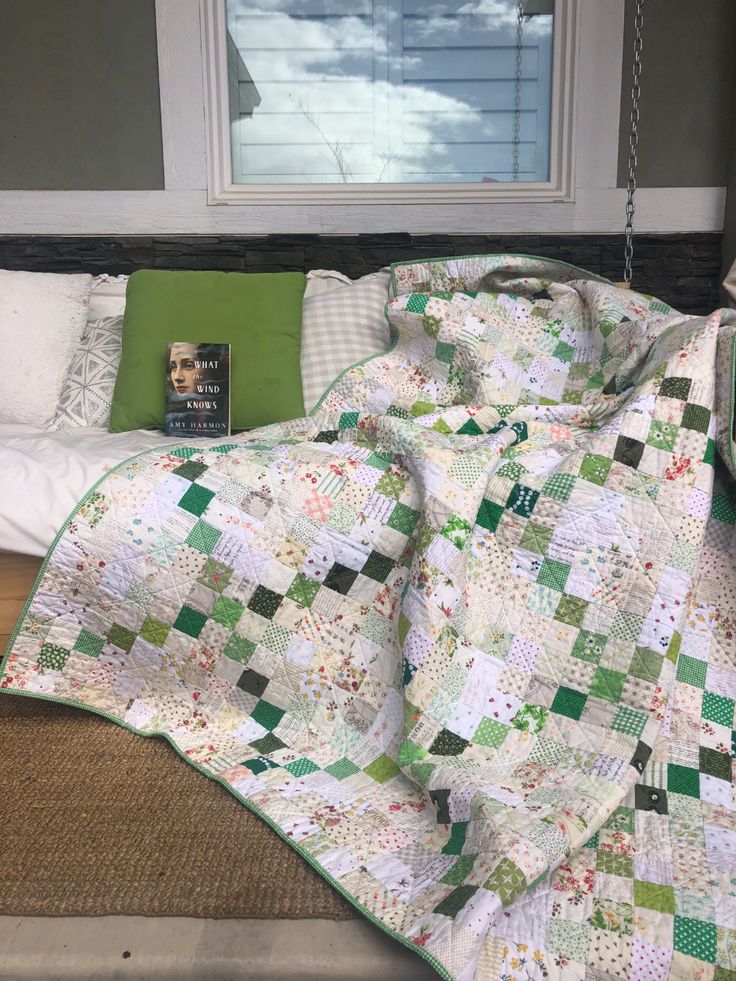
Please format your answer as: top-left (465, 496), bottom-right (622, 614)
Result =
top-left (201, 0), bottom-right (578, 206)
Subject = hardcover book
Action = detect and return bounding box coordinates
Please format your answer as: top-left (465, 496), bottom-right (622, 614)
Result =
top-left (165, 342), bottom-right (231, 437)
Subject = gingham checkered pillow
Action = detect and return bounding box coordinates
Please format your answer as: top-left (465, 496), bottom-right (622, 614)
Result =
top-left (301, 269), bottom-right (391, 412)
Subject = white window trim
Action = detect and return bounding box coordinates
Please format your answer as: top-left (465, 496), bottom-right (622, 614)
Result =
top-left (201, 0), bottom-right (578, 205)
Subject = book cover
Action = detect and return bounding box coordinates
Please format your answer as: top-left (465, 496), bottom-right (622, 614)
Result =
top-left (165, 342), bottom-right (231, 437)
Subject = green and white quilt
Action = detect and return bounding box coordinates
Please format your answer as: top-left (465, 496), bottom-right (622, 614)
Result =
top-left (3, 255), bottom-right (736, 980)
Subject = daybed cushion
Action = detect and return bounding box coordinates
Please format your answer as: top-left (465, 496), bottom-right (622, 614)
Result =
top-left (0, 424), bottom-right (175, 556)
top-left (49, 316), bottom-right (123, 431)
top-left (0, 270), bottom-right (92, 428)
top-left (300, 268), bottom-right (392, 412)
top-left (109, 270), bottom-right (306, 433)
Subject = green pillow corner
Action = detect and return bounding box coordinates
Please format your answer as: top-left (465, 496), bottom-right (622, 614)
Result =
top-left (109, 269), bottom-right (307, 433)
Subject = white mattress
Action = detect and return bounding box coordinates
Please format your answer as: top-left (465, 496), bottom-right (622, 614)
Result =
top-left (0, 425), bottom-right (176, 557)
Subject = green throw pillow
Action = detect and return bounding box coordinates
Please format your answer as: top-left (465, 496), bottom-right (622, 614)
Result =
top-left (109, 269), bottom-right (306, 432)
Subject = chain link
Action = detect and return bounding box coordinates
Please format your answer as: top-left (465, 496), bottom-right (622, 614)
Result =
top-left (512, 1), bottom-right (524, 182)
top-left (624, 0), bottom-right (645, 285)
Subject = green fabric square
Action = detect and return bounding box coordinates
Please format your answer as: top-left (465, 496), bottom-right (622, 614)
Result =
top-left (365, 451), bottom-right (392, 471)
top-left (590, 667), bottom-right (626, 703)
top-left (285, 758), bottom-right (320, 777)
top-left (702, 691), bottom-right (734, 727)
top-left (473, 717), bottom-right (509, 748)
top-left (668, 763), bottom-right (700, 798)
top-left (38, 643), bottom-right (71, 671)
top-left (630, 646), bottom-right (662, 683)
top-left (433, 884), bottom-right (478, 919)
top-left (543, 473), bottom-right (576, 502)
top-left (441, 854), bottom-right (476, 885)
top-left (681, 403), bottom-right (711, 434)
top-left (364, 754), bottom-right (401, 783)
top-left (553, 340), bottom-right (575, 363)
top-left (436, 341), bottom-right (456, 364)
top-left (243, 755), bottom-right (280, 774)
top-left (676, 653), bottom-right (707, 688)
top-left (441, 822), bottom-right (468, 857)
top-left (537, 557), bottom-right (570, 592)
top-left (571, 630), bottom-right (606, 664)
top-left (411, 400), bottom-right (436, 417)
top-left (247, 585), bottom-right (283, 620)
top-left (551, 686), bottom-right (587, 720)
top-left (659, 376), bottom-right (691, 401)
top-left (325, 758), bottom-right (360, 780)
top-left (186, 519), bottom-right (221, 554)
top-left (634, 880), bottom-right (676, 915)
top-left (251, 699), bottom-right (285, 731)
top-left (611, 705), bottom-right (647, 738)
top-left (210, 595), bottom-right (244, 629)
top-left (178, 483), bottom-right (215, 517)
top-left (286, 573), bottom-right (321, 607)
top-left (429, 729), bottom-right (469, 756)
top-left (249, 733), bottom-right (287, 755)
top-left (596, 849), bottom-right (633, 877)
top-left (107, 623), bottom-right (137, 653)
top-left (262, 622), bottom-right (292, 655)
top-left (519, 521), bottom-right (552, 555)
top-left (704, 438), bottom-right (716, 466)
top-left (339, 412), bottom-right (359, 429)
top-left (198, 558), bottom-right (233, 593)
top-left (483, 857), bottom-right (527, 906)
top-left (73, 629), bottom-right (104, 658)
top-left (224, 633), bottom-right (256, 665)
top-left (110, 270), bottom-right (306, 432)
top-left (580, 453), bottom-right (612, 486)
top-left (674, 916), bottom-right (717, 963)
top-left (139, 618), bottom-right (170, 648)
top-left (387, 502), bottom-right (421, 535)
top-left (647, 420), bottom-right (678, 451)
top-left (173, 460), bottom-right (207, 481)
top-left (173, 605), bottom-right (207, 638)
top-left (554, 594), bottom-right (587, 627)
top-left (699, 746), bottom-right (731, 781)
top-left (476, 499), bottom-right (504, 533)
top-left (405, 293), bottom-right (429, 313)
top-left (361, 550), bottom-right (396, 583)
top-left (506, 483), bottom-right (539, 517)
top-left (375, 472), bottom-right (406, 499)
top-left (457, 417), bottom-right (483, 436)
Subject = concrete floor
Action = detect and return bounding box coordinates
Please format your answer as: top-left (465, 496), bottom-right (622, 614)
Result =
top-left (0, 916), bottom-right (440, 980)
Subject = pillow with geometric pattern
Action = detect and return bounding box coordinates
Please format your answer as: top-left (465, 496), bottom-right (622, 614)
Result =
top-left (47, 316), bottom-right (123, 430)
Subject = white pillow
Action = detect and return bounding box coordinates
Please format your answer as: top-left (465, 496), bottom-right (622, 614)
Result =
top-left (48, 316), bottom-right (123, 430)
top-left (301, 268), bottom-right (392, 412)
top-left (0, 270), bottom-right (93, 428)
top-left (88, 274), bottom-right (128, 320)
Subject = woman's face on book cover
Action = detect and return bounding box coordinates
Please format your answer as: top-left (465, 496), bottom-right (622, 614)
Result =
top-left (169, 343), bottom-right (200, 395)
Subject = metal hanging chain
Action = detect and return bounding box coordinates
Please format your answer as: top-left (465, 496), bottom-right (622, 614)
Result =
top-left (512, 0), bottom-right (525, 182)
top-left (624, 0), bottom-right (645, 285)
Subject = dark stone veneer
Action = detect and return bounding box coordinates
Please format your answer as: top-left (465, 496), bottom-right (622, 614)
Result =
top-left (0, 233), bottom-right (721, 316)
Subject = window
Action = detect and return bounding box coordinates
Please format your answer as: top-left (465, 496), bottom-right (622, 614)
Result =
top-left (202, 0), bottom-right (577, 203)
top-left (226, 0), bottom-right (553, 186)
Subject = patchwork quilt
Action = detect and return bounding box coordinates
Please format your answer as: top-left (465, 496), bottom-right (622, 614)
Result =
top-left (3, 255), bottom-right (736, 980)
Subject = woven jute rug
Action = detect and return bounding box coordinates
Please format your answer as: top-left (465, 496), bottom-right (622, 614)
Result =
top-left (0, 694), bottom-right (356, 918)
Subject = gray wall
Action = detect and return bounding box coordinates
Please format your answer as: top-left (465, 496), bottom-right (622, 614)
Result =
top-left (0, 0), bottom-right (164, 190)
top-left (618, 0), bottom-right (735, 188)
